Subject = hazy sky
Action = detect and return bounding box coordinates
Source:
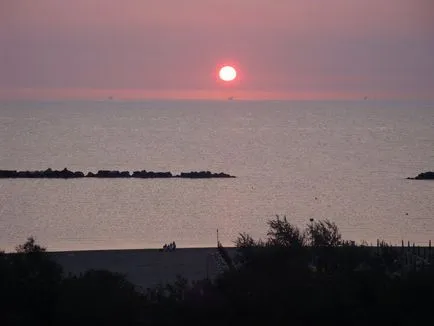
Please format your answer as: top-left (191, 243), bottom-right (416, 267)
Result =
top-left (1, 0), bottom-right (433, 100)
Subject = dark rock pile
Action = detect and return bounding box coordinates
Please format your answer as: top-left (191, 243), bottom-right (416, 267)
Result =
top-left (0, 168), bottom-right (82, 179)
top-left (407, 171), bottom-right (434, 180)
top-left (0, 168), bottom-right (235, 179)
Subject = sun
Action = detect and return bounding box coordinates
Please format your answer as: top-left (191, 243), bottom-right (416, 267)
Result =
top-left (219, 66), bottom-right (237, 82)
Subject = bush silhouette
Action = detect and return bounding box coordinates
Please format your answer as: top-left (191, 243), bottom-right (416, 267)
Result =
top-left (0, 237), bottom-right (63, 325)
top-left (57, 270), bottom-right (145, 325)
top-left (215, 216), bottom-right (434, 324)
top-left (1, 219), bottom-right (434, 325)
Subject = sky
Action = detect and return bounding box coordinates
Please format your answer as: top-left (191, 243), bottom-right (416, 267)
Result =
top-left (1, 0), bottom-right (433, 100)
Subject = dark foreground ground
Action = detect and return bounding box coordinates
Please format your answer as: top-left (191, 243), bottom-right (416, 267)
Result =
top-left (3, 217), bottom-right (433, 325)
top-left (49, 247), bottom-right (237, 289)
top-left (49, 244), bottom-right (433, 289)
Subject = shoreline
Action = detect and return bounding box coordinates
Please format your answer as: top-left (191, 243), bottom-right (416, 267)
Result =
top-left (46, 246), bottom-right (227, 254)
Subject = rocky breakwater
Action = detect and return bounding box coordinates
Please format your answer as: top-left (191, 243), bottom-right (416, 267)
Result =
top-left (0, 168), bottom-right (83, 179)
top-left (132, 170), bottom-right (172, 178)
top-left (177, 171), bottom-right (235, 178)
top-left (0, 169), bottom-right (235, 179)
top-left (86, 170), bottom-right (132, 178)
top-left (407, 171), bottom-right (434, 180)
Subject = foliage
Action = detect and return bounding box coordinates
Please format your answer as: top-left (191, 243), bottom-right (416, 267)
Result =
top-left (1, 219), bottom-right (434, 325)
top-left (15, 236), bottom-right (46, 253)
top-left (223, 216), bottom-right (434, 324)
top-left (306, 218), bottom-right (342, 247)
top-left (57, 270), bottom-right (145, 325)
top-left (266, 215), bottom-right (306, 247)
top-left (1, 237), bottom-right (62, 325)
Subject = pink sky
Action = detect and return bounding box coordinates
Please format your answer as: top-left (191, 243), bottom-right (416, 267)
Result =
top-left (1, 0), bottom-right (433, 100)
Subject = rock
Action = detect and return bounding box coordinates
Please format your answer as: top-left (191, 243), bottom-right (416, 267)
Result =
top-left (120, 171), bottom-right (130, 178)
top-left (16, 171), bottom-right (28, 178)
top-left (407, 171), bottom-right (434, 180)
top-left (58, 168), bottom-right (76, 179)
top-left (145, 171), bottom-right (158, 178)
top-left (216, 172), bottom-right (235, 178)
top-left (95, 170), bottom-right (121, 178)
top-left (28, 171), bottom-right (43, 178)
top-left (157, 172), bottom-right (172, 178)
top-left (96, 170), bottom-right (110, 178)
top-left (0, 170), bottom-right (18, 178)
top-left (178, 171), bottom-right (235, 178)
top-left (74, 171), bottom-right (85, 178)
top-left (131, 170), bottom-right (171, 178)
top-left (44, 168), bottom-right (57, 178)
top-left (0, 168), bottom-right (235, 179)
top-left (132, 170), bottom-right (146, 178)
top-left (94, 170), bottom-right (131, 178)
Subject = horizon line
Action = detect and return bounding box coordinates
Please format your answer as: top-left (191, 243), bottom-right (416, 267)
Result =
top-left (1, 88), bottom-right (433, 102)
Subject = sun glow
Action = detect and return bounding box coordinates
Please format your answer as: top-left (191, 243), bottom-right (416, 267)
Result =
top-left (219, 66), bottom-right (237, 82)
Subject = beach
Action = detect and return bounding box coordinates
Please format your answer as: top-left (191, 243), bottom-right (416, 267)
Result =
top-left (48, 244), bottom-right (433, 291)
top-left (49, 247), bottom-right (237, 290)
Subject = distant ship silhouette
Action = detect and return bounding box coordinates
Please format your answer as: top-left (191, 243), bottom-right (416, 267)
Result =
top-left (228, 96), bottom-right (235, 100)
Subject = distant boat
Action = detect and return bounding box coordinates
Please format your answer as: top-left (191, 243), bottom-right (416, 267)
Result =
top-left (228, 96), bottom-right (235, 100)
top-left (364, 96), bottom-right (368, 100)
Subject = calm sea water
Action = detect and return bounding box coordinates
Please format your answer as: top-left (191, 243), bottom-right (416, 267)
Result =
top-left (0, 99), bottom-right (433, 251)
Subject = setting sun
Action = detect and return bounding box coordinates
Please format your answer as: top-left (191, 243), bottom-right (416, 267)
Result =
top-left (219, 66), bottom-right (237, 82)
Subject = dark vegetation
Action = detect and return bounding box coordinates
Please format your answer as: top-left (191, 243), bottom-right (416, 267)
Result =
top-left (1, 217), bottom-right (434, 325)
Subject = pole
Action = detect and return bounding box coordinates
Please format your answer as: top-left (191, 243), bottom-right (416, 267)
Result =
top-left (206, 254), bottom-right (210, 280)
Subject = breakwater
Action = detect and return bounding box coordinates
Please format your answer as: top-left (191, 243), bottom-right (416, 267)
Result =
top-left (407, 171), bottom-right (434, 180)
top-left (0, 168), bottom-right (236, 179)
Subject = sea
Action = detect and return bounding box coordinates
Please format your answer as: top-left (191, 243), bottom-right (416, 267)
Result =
top-left (0, 99), bottom-right (433, 252)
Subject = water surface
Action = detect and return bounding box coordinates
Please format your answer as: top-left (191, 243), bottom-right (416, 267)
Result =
top-left (0, 100), bottom-right (433, 251)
